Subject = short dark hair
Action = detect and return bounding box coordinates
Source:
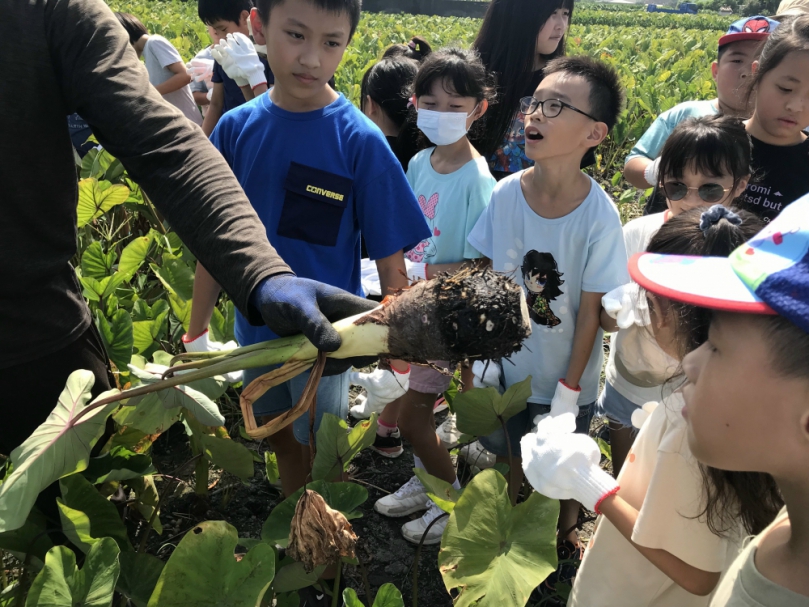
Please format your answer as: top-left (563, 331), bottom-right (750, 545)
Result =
top-left (542, 55), bottom-right (624, 132)
top-left (114, 12), bottom-right (148, 45)
top-left (198, 0), bottom-right (254, 26)
top-left (657, 115), bottom-right (752, 198)
top-left (255, 0), bottom-right (361, 38)
top-left (413, 47), bottom-right (495, 104)
top-left (382, 36), bottom-right (433, 62)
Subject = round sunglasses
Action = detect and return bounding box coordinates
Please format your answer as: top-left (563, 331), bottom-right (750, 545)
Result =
top-left (662, 181), bottom-right (733, 203)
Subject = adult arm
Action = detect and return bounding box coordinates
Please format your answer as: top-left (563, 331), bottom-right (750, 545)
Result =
top-left (155, 61), bottom-right (193, 95)
top-left (52, 0), bottom-right (289, 320)
top-left (187, 264), bottom-right (221, 339)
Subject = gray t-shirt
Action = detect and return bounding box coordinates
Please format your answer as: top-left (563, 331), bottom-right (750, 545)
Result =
top-left (142, 35), bottom-right (202, 125)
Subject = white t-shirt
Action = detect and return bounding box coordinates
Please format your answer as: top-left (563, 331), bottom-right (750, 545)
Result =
top-left (605, 212), bottom-right (680, 405)
top-left (467, 172), bottom-right (629, 404)
top-left (405, 149), bottom-right (495, 264)
top-left (569, 393), bottom-right (744, 607)
top-left (142, 36), bottom-right (202, 125)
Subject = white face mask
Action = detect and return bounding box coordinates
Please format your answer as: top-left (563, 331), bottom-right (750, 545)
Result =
top-left (247, 19), bottom-right (267, 55)
top-left (416, 106), bottom-right (477, 146)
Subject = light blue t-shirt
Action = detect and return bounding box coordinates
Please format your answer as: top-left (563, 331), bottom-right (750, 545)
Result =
top-left (404, 149), bottom-right (495, 264)
top-left (210, 93), bottom-right (430, 347)
top-left (468, 172), bottom-right (629, 405)
top-left (625, 99), bottom-right (718, 163)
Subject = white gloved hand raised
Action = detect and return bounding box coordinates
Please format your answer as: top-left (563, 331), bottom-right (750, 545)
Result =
top-left (602, 283), bottom-right (650, 329)
top-left (521, 413), bottom-right (619, 513)
top-left (187, 58), bottom-right (214, 84)
top-left (211, 42), bottom-right (249, 87)
top-left (472, 360), bottom-right (502, 391)
top-left (643, 157), bottom-right (661, 188)
top-left (223, 33), bottom-right (266, 89)
top-left (182, 329), bottom-right (243, 383)
top-left (350, 366), bottom-right (410, 416)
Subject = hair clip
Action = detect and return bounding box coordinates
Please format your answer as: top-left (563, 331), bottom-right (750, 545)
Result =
top-left (699, 204), bottom-right (742, 234)
top-left (408, 40), bottom-right (417, 50)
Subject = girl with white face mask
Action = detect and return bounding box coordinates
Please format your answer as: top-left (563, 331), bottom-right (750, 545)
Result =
top-left (370, 47), bottom-right (497, 545)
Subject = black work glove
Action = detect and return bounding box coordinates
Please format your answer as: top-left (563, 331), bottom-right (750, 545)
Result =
top-left (250, 275), bottom-right (379, 375)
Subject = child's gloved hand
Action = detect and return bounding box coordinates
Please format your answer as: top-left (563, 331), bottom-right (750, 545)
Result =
top-left (549, 379), bottom-right (581, 417)
top-left (521, 413), bottom-right (619, 513)
top-left (472, 360), bottom-right (502, 391)
top-left (602, 283), bottom-right (650, 329)
top-left (211, 41), bottom-right (249, 87)
top-left (186, 58), bottom-right (214, 84)
top-left (350, 366), bottom-right (410, 414)
top-left (643, 156), bottom-right (661, 188)
top-left (223, 33), bottom-right (267, 89)
top-left (631, 401), bottom-right (659, 430)
top-left (181, 329), bottom-right (243, 383)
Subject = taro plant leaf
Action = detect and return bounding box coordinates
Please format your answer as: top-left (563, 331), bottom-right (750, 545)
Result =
top-left (150, 254), bottom-right (194, 301)
top-left (264, 452), bottom-right (279, 486)
top-left (413, 469), bottom-right (463, 514)
top-left (311, 413), bottom-right (378, 481)
top-left (0, 509), bottom-right (54, 565)
top-left (80, 242), bottom-right (115, 280)
top-left (25, 536), bottom-right (121, 607)
top-left (113, 393), bottom-right (181, 436)
top-left (118, 235), bottom-right (152, 280)
top-left (76, 178), bottom-right (129, 228)
top-left (0, 371), bottom-right (119, 533)
top-left (128, 476), bottom-right (162, 535)
top-left (343, 583), bottom-right (404, 607)
top-left (274, 591), bottom-right (300, 607)
top-left (127, 365), bottom-right (225, 427)
top-left (168, 292), bottom-right (192, 332)
top-left (199, 434), bottom-right (255, 481)
top-left (116, 552), bottom-right (164, 607)
top-left (96, 309), bottom-right (133, 373)
top-left (150, 352), bottom-right (228, 400)
top-left (262, 481), bottom-right (367, 548)
top-left (272, 562), bottom-right (325, 593)
top-left (82, 446), bottom-right (155, 484)
top-left (454, 376), bottom-right (532, 437)
top-left (438, 469), bottom-right (559, 607)
top-left (146, 520), bottom-right (275, 607)
top-left (57, 474), bottom-right (132, 553)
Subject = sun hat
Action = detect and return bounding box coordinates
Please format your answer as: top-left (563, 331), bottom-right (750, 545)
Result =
top-left (774, 0), bottom-right (809, 20)
top-left (629, 195), bottom-right (809, 333)
top-left (718, 15), bottom-right (780, 49)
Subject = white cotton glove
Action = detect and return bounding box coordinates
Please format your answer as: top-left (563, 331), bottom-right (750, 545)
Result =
top-left (631, 401), bottom-right (659, 430)
top-left (181, 329), bottom-right (243, 383)
top-left (643, 157), bottom-right (661, 188)
top-left (350, 366), bottom-right (410, 415)
top-left (521, 413), bottom-right (619, 512)
top-left (186, 58), bottom-right (214, 84)
top-left (472, 360), bottom-right (502, 391)
top-left (206, 88), bottom-right (213, 101)
top-left (602, 283), bottom-right (651, 329)
top-left (223, 33), bottom-right (267, 89)
top-left (211, 41), bottom-right (249, 87)
top-left (407, 262), bottom-right (428, 282)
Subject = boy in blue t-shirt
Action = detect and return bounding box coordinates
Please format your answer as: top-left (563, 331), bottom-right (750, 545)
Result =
top-left (468, 56), bottom-right (629, 554)
top-left (188, 0), bottom-right (430, 496)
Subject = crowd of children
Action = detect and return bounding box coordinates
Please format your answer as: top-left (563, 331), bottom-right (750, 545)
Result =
top-left (110, 0), bottom-right (809, 604)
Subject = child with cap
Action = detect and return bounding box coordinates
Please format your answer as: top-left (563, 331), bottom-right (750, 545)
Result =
top-left (624, 15), bottom-right (779, 212)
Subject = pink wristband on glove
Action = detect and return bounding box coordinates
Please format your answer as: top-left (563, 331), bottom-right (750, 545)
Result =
top-left (559, 379), bottom-right (581, 392)
top-left (393, 365), bottom-right (411, 375)
top-left (594, 486), bottom-right (620, 515)
top-left (182, 329), bottom-right (208, 343)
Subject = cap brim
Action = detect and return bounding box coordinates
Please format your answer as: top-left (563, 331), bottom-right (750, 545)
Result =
top-left (718, 32), bottom-right (770, 47)
top-left (629, 252), bottom-right (776, 314)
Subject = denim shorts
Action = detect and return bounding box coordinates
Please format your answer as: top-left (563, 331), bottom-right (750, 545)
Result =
top-left (479, 401), bottom-right (595, 458)
top-left (596, 381), bottom-right (642, 429)
top-left (242, 366), bottom-right (349, 446)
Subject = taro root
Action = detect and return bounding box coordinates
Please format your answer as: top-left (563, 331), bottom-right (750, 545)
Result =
top-left (287, 489), bottom-right (357, 573)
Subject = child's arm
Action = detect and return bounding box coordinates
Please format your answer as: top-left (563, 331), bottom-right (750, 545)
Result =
top-left (598, 494), bottom-right (721, 596)
top-left (155, 62), bottom-right (193, 96)
top-left (624, 156), bottom-right (655, 190)
top-left (565, 291), bottom-right (604, 389)
top-left (600, 307), bottom-right (619, 333)
top-left (201, 84), bottom-right (224, 137)
top-left (187, 263), bottom-right (222, 340)
top-left (193, 90), bottom-right (210, 107)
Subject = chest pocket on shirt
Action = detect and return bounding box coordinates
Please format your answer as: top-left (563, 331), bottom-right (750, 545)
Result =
top-left (278, 162), bottom-right (352, 247)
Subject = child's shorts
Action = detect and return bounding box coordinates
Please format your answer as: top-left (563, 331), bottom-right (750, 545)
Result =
top-left (479, 401), bottom-right (595, 458)
top-left (596, 381), bottom-right (641, 429)
top-left (408, 361), bottom-right (453, 395)
top-left (243, 366), bottom-right (349, 446)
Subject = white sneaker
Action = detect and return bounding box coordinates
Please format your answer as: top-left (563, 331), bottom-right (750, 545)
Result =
top-left (374, 476), bottom-right (429, 517)
top-left (436, 413), bottom-right (462, 449)
top-left (459, 441), bottom-right (497, 470)
top-left (349, 392), bottom-right (377, 419)
top-left (402, 500), bottom-right (448, 545)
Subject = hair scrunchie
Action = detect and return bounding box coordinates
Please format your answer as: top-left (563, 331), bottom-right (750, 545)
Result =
top-left (408, 40), bottom-right (417, 50)
top-left (699, 204), bottom-right (742, 235)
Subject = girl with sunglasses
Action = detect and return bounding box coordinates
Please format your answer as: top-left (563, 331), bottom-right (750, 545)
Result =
top-left (598, 114), bottom-right (751, 478)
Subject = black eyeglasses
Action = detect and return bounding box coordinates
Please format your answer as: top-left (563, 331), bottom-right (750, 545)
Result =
top-left (662, 182), bottom-right (732, 203)
top-left (519, 96), bottom-right (599, 121)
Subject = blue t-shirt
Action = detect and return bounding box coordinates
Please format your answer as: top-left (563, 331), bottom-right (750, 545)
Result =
top-left (625, 99), bottom-right (718, 163)
top-left (210, 93), bottom-right (430, 346)
top-left (212, 57), bottom-right (274, 113)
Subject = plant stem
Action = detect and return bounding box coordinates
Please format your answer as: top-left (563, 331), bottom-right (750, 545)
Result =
top-left (331, 560), bottom-right (342, 607)
top-left (500, 417), bottom-right (515, 500)
top-left (412, 513), bottom-right (449, 607)
top-left (356, 554), bottom-right (374, 607)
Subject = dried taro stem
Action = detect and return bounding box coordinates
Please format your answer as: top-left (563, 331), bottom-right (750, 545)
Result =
top-left (287, 489), bottom-right (357, 573)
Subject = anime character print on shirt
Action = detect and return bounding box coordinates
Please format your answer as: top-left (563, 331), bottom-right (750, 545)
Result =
top-left (521, 250), bottom-right (565, 327)
top-left (406, 192), bottom-right (440, 263)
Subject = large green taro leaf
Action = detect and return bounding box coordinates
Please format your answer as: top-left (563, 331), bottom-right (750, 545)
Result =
top-left (438, 469), bottom-right (559, 607)
top-left (57, 474), bottom-right (132, 554)
top-left (0, 371), bottom-right (119, 533)
top-left (454, 376), bottom-right (532, 437)
top-left (147, 520), bottom-right (275, 607)
top-left (311, 413), bottom-right (377, 481)
top-left (343, 583), bottom-right (404, 607)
